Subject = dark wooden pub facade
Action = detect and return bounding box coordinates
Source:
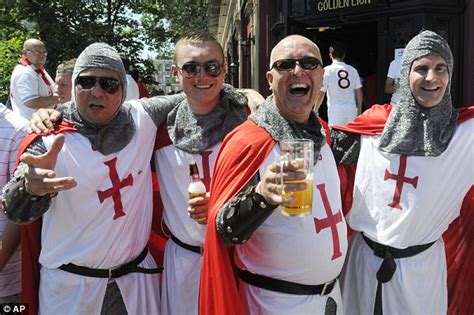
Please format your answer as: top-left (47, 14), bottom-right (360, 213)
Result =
top-left (226, 0), bottom-right (472, 109)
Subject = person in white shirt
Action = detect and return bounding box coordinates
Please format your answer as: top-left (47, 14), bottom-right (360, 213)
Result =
top-left (384, 48), bottom-right (404, 105)
top-left (120, 53), bottom-right (140, 101)
top-left (0, 104), bottom-right (28, 304)
top-left (9, 38), bottom-right (60, 119)
top-left (316, 41), bottom-right (363, 126)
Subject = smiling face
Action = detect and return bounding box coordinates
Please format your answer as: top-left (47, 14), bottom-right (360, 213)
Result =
top-left (409, 55), bottom-right (449, 108)
top-left (75, 68), bottom-right (123, 125)
top-left (172, 41), bottom-right (226, 114)
top-left (266, 35), bottom-right (323, 124)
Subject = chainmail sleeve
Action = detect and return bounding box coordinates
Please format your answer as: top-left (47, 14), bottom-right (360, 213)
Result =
top-left (140, 93), bottom-right (186, 128)
top-left (216, 174), bottom-right (278, 246)
top-left (331, 128), bottom-right (361, 165)
top-left (1, 138), bottom-right (54, 224)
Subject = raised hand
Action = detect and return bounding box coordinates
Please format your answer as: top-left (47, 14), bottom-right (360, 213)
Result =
top-left (21, 134), bottom-right (76, 196)
top-left (28, 108), bottom-right (62, 134)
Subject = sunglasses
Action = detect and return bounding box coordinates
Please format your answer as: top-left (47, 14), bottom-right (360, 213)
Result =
top-left (271, 57), bottom-right (321, 72)
top-left (177, 61), bottom-right (223, 78)
top-left (28, 49), bottom-right (48, 56)
top-left (75, 76), bottom-right (122, 94)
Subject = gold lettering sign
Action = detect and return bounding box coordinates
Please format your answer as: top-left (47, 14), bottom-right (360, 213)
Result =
top-left (317, 0), bottom-right (372, 12)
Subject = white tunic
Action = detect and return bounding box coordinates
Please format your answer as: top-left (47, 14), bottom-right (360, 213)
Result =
top-left (38, 102), bottom-right (160, 315)
top-left (341, 119), bottom-right (474, 315)
top-left (9, 64), bottom-right (56, 120)
top-left (154, 143), bottom-right (220, 315)
top-left (321, 61), bottom-right (362, 126)
top-left (236, 143), bottom-right (348, 315)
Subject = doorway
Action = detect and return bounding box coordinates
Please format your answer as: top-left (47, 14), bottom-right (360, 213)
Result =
top-left (312, 21), bottom-right (378, 121)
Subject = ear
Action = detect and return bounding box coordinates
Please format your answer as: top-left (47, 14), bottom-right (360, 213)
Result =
top-left (266, 71), bottom-right (273, 90)
top-left (222, 63), bottom-right (228, 76)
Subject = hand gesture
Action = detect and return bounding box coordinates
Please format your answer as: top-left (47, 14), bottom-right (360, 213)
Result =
top-left (21, 134), bottom-right (76, 196)
top-left (256, 160), bottom-right (307, 206)
top-left (29, 108), bottom-right (62, 134)
top-left (188, 193), bottom-right (210, 225)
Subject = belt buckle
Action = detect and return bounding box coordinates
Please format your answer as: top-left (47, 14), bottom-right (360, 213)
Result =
top-left (108, 266), bottom-right (118, 279)
top-left (320, 279), bottom-right (333, 296)
top-left (200, 247), bottom-right (204, 255)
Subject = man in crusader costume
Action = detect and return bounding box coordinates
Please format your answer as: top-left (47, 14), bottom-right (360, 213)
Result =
top-left (199, 34), bottom-right (348, 315)
top-left (331, 30), bottom-right (473, 315)
top-left (151, 30), bottom-right (256, 315)
top-left (1, 42), bottom-right (185, 314)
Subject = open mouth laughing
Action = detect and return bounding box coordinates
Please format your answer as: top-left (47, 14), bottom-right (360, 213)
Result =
top-left (289, 82), bottom-right (310, 96)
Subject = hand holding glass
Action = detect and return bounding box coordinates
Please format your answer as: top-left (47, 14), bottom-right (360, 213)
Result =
top-left (279, 139), bottom-right (314, 216)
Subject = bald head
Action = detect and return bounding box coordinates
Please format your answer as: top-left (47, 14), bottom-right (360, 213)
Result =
top-left (23, 38), bottom-right (45, 50)
top-left (266, 34), bottom-right (324, 124)
top-left (23, 38), bottom-right (47, 68)
top-left (269, 35), bottom-right (322, 69)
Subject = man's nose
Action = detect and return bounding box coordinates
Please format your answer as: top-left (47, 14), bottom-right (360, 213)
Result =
top-left (425, 69), bottom-right (436, 81)
top-left (292, 62), bottom-right (305, 75)
top-left (91, 82), bottom-right (106, 96)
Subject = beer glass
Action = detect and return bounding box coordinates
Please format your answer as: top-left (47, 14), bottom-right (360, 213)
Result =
top-left (279, 139), bottom-right (314, 216)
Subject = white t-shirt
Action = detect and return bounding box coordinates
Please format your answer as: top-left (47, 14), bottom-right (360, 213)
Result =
top-left (0, 104), bottom-right (28, 298)
top-left (125, 74), bottom-right (140, 101)
top-left (387, 58), bottom-right (402, 105)
top-left (321, 61), bottom-right (362, 126)
top-left (9, 63), bottom-right (56, 120)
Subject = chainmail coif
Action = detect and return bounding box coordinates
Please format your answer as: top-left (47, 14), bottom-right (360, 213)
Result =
top-left (61, 42), bottom-right (135, 156)
top-left (378, 30), bottom-right (458, 156)
top-left (250, 96), bottom-right (326, 165)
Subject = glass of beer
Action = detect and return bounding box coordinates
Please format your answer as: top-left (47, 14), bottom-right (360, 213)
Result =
top-left (279, 139), bottom-right (314, 216)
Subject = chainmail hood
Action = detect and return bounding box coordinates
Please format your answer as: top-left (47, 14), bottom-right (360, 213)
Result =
top-left (378, 30), bottom-right (457, 156)
top-left (62, 43), bottom-right (134, 155)
top-left (250, 96), bottom-right (326, 164)
top-left (167, 84), bottom-right (248, 154)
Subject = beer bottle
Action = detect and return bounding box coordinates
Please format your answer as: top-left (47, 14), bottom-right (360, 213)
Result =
top-left (188, 159), bottom-right (206, 199)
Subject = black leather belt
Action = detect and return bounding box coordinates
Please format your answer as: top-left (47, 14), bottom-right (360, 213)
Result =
top-left (170, 233), bottom-right (203, 255)
top-left (362, 233), bottom-right (436, 315)
top-left (237, 268), bottom-right (337, 296)
top-left (59, 248), bottom-right (163, 279)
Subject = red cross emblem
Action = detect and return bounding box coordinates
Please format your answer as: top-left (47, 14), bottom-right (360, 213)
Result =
top-left (97, 157), bottom-right (134, 220)
top-left (313, 183), bottom-right (343, 260)
top-left (199, 150), bottom-right (213, 191)
top-left (384, 155), bottom-right (418, 209)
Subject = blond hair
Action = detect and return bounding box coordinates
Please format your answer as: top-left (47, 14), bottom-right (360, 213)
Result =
top-left (173, 30), bottom-right (224, 63)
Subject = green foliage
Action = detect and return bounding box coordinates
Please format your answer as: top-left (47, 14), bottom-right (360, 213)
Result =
top-left (0, 0), bottom-right (209, 100)
top-left (139, 0), bottom-right (209, 56)
top-left (0, 34), bottom-right (30, 104)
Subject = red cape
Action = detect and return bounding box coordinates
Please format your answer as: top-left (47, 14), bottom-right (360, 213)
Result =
top-left (147, 122), bottom-right (173, 267)
top-left (199, 119), bottom-right (275, 315)
top-left (332, 104), bottom-right (474, 315)
top-left (199, 116), bottom-right (332, 315)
